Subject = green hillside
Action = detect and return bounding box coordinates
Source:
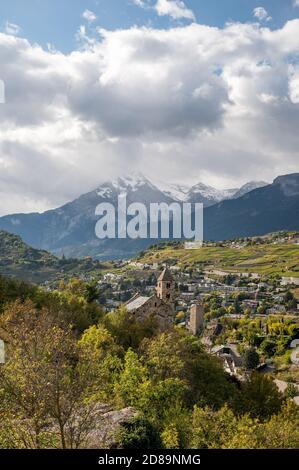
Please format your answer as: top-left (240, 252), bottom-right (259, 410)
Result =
top-left (0, 230), bottom-right (104, 283)
top-left (137, 240), bottom-right (299, 277)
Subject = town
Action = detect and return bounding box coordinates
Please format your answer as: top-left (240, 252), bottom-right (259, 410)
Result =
top-left (48, 231), bottom-right (299, 401)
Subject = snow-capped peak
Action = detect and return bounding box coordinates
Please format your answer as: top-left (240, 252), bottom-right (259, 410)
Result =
top-left (96, 174), bottom-right (270, 205)
top-left (232, 181), bottom-right (268, 199)
top-left (189, 182), bottom-right (228, 202)
top-left (113, 173), bottom-right (153, 192)
top-left (97, 172), bottom-right (156, 198)
top-left (157, 183), bottom-right (190, 202)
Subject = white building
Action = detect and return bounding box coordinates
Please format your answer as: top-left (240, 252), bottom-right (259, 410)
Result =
top-left (281, 277), bottom-right (299, 286)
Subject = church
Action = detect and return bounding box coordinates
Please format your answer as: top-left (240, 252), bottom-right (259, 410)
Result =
top-left (125, 267), bottom-right (176, 329)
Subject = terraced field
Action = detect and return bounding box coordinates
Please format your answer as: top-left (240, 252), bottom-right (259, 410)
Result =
top-left (138, 243), bottom-right (299, 277)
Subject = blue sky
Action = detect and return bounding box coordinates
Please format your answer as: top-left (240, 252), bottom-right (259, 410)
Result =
top-left (1, 0), bottom-right (299, 52)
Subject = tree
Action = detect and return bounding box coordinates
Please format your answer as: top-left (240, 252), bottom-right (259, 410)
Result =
top-left (284, 291), bottom-right (297, 310)
top-left (103, 307), bottom-right (158, 350)
top-left (141, 330), bottom-right (238, 410)
top-left (114, 349), bottom-right (149, 408)
top-left (243, 348), bottom-right (260, 370)
top-left (84, 281), bottom-right (99, 304)
top-left (191, 402), bottom-right (299, 449)
top-left (260, 338), bottom-right (277, 357)
top-left (285, 382), bottom-right (298, 399)
top-left (118, 417), bottom-right (163, 449)
top-left (79, 324), bottom-right (123, 401)
top-left (191, 405), bottom-right (239, 449)
top-left (114, 345), bottom-right (187, 431)
top-left (234, 373), bottom-right (283, 419)
top-left (0, 300), bottom-right (101, 449)
top-left (258, 401), bottom-right (299, 448)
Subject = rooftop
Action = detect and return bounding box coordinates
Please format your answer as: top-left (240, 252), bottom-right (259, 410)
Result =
top-left (158, 267), bottom-right (173, 283)
top-left (126, 296), bottom-right (150, 312)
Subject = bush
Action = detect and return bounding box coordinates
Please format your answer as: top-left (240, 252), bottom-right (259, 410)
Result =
top-left (243, 348), bottom-right (260, 370)
top-left (118, 417), bottom-right (163, 449)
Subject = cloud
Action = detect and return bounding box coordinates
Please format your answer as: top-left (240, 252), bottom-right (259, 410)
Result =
top-left (133, 0), bottom-right (195, 21)
top-left (132, 0), bottom-right (148, 6)
top-left (294, 1), bottom-right (299, 7)
top-left (4, 22), bottom-right (21, 36)
top-left (154, 0), bottom-right (195, 20)
top-left (253, 7), bottom-right (272, 22)
top-left (82, 9), bottom-right (97, 23)
top-left (1, 20), bottom-right (299, 214)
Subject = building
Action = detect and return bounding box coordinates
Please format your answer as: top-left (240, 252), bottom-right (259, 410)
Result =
top-left (211, 345), bottom-right (243, 376)
top-left (156, 267), bottom-right (176, 311)
top-left (188, 303), bottom-right (204, 336)
top-left (281, 277), bottom-right (299, 287)
top-left (125, 267), bottom-right (176, 329)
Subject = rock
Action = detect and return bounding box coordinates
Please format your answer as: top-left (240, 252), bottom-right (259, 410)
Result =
top-left (87, 406), bottom-right (137, 449)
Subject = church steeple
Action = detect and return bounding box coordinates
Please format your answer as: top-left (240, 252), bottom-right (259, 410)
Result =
top-left (156, 267), bottom-right (175, 309)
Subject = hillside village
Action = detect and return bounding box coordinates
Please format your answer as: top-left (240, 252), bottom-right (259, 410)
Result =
top-left (4, 229), bottom-right (297, 372)
top-left (67, 231), bottom-right (299, 396)
top-left (1, 229), bottom-right (299, 448)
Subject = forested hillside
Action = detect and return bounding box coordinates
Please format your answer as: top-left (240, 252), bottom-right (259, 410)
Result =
top-left (0, 231), bottom-right (104, 283)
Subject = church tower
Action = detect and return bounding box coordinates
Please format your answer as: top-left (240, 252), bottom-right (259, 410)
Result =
top-left (156, 267), bottom-right (176, 310)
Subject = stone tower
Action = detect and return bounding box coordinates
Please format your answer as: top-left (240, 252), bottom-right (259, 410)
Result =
top-left (156, 267), bottom-right (176, 310)
top-left (188, 303), bottom-right (204, 336)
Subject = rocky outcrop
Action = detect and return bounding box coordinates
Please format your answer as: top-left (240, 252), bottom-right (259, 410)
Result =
top-left (87, 406), bottom-right (137, 449)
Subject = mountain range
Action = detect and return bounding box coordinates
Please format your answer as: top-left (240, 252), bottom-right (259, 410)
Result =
top-left (156, 179), bottom-right (267, 206)
top-left (0, 173), bottom-right (298, 260)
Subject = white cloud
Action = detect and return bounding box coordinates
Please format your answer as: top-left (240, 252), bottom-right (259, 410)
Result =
top-left (155, 0), bottom-right (195, 20)
top-left (82, 9), bottom-right (97, 23)
top-left (133, 0), bottom-right (195, 21)
top-left (132, 0), bottom-right (148, 6)
top-left (4, 22), bottom-right (21, 36)
top-left (294, 1), bottom-right (299, 7)
top-left (1, 20), bottom-right (299, 214)
top-left (253, 7), bottom-right (272, 22)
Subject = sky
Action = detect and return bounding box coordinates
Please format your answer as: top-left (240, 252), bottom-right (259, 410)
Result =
top-left (0, 0), bottom-right (299, 214)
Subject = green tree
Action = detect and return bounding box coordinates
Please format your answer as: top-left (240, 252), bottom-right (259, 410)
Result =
top-left (285, 382), bottom-right (298, 399)
top-left (103, 307), bottom-right (158, 350)
top-left (258, 401), bottom-right (299, 448)
top-left (118, 417), bottom-right (163, 449)
top-left (141, 330), bottom-right (238, 410)
top-left (0, 300), bottom-right (101, 449)
top-left (191, 405), bottom-right (239, 449)
top-left (243, 348), bottom-right (260, 370)
top-left (79, 324), bottom-right (123, 401)
top-left (234, 373), bottom-right (283, 419)
top-left (114, 349), bottom-right (149, 408)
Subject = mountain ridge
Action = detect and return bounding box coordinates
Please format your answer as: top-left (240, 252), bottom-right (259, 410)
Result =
top-left (0, 173), bottom-right (297, 260)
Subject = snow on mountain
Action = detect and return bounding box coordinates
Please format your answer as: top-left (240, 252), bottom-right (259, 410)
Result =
top-left (157, 183), bottom-right (190, 202)
top-left (0, 173), bottom-right (296, 260)
top-left (96, 174), bottom-right (269, 207)
top-left (188, 182), bottom-right (236, 204)
top-left (111, 173), bottom-right (157, 193)
top-left (96, 173), bottom-right (157, 198)
top-left (232, 181), bottom-right (269, 199)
